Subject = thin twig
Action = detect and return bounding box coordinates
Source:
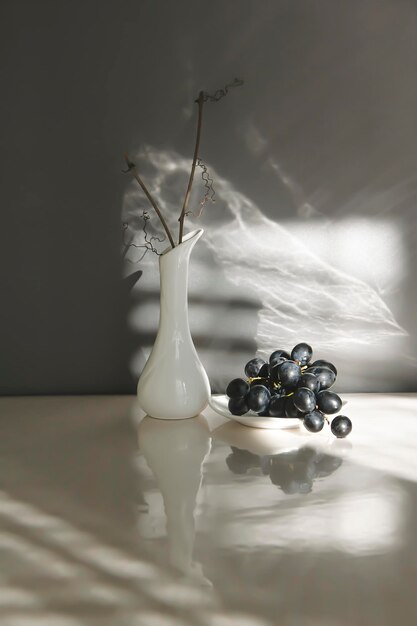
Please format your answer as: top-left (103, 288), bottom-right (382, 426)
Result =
top-left (143, 211), bottom-right (165, 256)
top-left (197, 157), bottom-right (215, 207)
top-left (203, 78), bottom-right (244, 102)
top-left (123, 153), bottom-right (175, 249)
top-left (185, 158), bottom-right (215, 218)
top-left (178, 91), bottom-right (204, 243)
top-left (122, 213), bottom-right (166, 263)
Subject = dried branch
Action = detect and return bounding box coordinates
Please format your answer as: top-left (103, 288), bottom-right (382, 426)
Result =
top-left (178, 80), bottom-right (243, 241)
top-left (123, 153), bottom-right (175, 249)
top-left (123, 79), bottom-right (244, 248)
top-left (178, 91), bottom-right (205, 244)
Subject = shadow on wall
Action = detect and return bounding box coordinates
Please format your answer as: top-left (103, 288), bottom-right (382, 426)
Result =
top-left (122, 147), bottom-right (411, 392)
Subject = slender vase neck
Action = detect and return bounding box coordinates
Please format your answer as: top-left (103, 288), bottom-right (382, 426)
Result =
top-left (158, 229), bottom-right (203, 332)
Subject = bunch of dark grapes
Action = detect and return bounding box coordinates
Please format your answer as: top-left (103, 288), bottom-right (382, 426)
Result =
top-left (226, 343), bottom-right (352, 438)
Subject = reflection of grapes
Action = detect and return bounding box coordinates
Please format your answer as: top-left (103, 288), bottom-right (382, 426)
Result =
top-left (225, 345), bottom-right (352, 437)
top-left (226, 446), bottom-right (260, 474)
top-left (225, 445), bottom-right (343, 494)
top-left (269, 447), bottom-right (343, 494)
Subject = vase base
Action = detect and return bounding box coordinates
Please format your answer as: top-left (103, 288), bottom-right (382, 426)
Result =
top-left (145, 413), bottom-right (200, 421)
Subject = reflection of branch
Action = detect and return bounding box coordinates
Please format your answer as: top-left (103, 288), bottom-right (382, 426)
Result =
top-left (123, 153), bottom-right (175, 249)
top-left (122, 223), bottom-right (149, 263)
top-left (178, 91), bottom-right (204, 244)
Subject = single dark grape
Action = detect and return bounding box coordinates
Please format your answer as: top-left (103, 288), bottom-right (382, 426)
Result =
top-left (293, 387), bottom-right (317, 413)
top-left (308, 366), bottom-right (336, 390)
top-left (303, 410), bottom-right (325, 433)
top-left (269, 359), bottom-right (292, 383)
top-left (317, 390), bottom-right (342, 414)
top-left (331, 415), bottom-right (352, 438)
top-left (228, 396), bottom-right (250, 416)
top-left (248, 384), bottom-right (271, 413)
top-left (285, 396), bottom-right (304, 419)
top-left (269, 363), bottom-right (279, 382)
top-left (298, 372), bottom-right (320, 394)
top-left (226, 378), bottom-right (250, 399)
top-left (291, 343), bottom-right (313, 366)
top-left (270, 349), bottom-right (290, 365)
top-left (269, 395), bottom-right (286, 417)
top-left (258, 363), bottom-right (270, 378)
top-left (271, 357), bottom-right (287, 372)
top-left (311, 359), bottom-right (337, 376)
top-left (258, 407), bottom-right (270, 416)
top-left (244, 357), bottom-right (266, 378)
top-left (278, 360), bottom-right (301, 388)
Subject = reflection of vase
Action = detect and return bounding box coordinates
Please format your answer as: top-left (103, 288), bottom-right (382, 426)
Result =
top-left (138, 415), bottom-right (211, 580)
top-left (137, 229), bottom-right (211, 419)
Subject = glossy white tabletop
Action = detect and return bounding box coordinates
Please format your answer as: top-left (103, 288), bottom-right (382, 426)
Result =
top-left (0, 394), bottom-right (416, 625)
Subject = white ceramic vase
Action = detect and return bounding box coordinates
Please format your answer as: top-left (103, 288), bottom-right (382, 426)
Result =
top-left (137, 229), bottom-right (211, 419)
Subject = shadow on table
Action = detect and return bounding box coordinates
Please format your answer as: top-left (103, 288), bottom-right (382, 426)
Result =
top-left (0, 397), bottom-right (222, 625)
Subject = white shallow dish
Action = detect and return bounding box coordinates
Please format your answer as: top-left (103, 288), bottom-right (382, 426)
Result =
top-left (209, 394), bottom-right (300, 430)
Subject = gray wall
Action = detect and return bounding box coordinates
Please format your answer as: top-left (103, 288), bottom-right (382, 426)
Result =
top-left (1, 0), bottom-right (416, 394)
